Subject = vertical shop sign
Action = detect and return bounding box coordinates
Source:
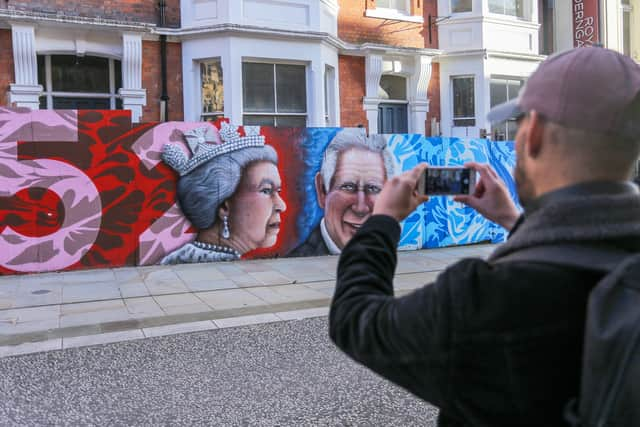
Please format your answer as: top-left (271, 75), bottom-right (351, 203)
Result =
top-left (573, 0), bottom-right (599, 47)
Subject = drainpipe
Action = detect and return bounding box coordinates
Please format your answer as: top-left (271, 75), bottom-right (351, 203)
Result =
top-left (159, 0), bottom-right (169, 122)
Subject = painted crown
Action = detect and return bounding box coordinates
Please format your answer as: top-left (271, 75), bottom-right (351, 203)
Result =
top-left (162, 122), bottom-right (265, 176)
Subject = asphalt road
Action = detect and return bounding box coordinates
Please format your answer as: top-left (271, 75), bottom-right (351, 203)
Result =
top-left (0, 317), bottom-right (438, 426)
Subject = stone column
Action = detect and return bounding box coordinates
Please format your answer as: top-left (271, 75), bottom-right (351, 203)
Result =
top-left (409, 55), bottom-right (432, 135)
top-left (9, 24), bottom-right (42, 109)
top-left (119, 33), bottom-right (147, 123)
top-left (363, 54), bottom-right (383, 134)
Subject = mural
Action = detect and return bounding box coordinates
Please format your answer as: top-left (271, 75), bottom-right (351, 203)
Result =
top-left (0, 109), bottom-right (517, 275)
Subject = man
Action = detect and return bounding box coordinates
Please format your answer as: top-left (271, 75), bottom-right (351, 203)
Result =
top-left (329, 47), bottom-right (640, 426)
top-left (287, 129), bottom-right (394, 257)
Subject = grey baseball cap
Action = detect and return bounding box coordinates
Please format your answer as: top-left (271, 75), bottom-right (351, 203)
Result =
top-left (487, 47), bottom-right (640, 140)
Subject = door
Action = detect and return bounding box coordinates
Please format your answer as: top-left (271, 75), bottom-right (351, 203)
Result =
top-left (378, 103), bottom-right (408, 134)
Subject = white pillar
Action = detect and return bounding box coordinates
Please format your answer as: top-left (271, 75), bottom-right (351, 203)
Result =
top-left (363, 54), bottom-right (383, 134)
top-left (119, 33), bottom-right (146, 123)
top-left (9, 24), bottom-right (42, 109)
top-left (409, 55), bottom-right (432, 135)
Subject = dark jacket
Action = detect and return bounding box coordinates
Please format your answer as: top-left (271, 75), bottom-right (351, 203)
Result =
top-left (287, 226), bottom-right (330, 257)
top-left (329, 182), bottom-right (640, 427)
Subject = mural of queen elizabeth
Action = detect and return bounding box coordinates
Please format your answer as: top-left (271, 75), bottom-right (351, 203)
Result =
top-left (159, 123), bottom-right (286, 264)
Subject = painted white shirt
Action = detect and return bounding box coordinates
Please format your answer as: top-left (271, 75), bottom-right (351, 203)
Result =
top-left (320, 218), bottom-right (341, 255)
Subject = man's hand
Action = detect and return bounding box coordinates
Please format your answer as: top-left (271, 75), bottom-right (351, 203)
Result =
top-left (373, 164), bottom-right (430, 222)
top-left (454, 162), bottom-right (520, 231)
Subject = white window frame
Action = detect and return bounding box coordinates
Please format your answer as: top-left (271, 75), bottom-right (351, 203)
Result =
top-left (452, 75), bottom-right (476, 127)
top-left (621, 0), bottom-right (632, 57)
top-left (242, 61), bottom-right (308, 127)
top-left (199, 59), bottom-right (224, 122)
top-left (38, 54), bottom-right (120, 110)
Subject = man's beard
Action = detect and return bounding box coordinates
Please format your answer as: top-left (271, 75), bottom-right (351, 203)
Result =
top-left (514, 158), bottom-right (533, 208)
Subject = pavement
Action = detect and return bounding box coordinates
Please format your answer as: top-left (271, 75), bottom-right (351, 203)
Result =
top-left (0, 243), bottom-right (497, 358)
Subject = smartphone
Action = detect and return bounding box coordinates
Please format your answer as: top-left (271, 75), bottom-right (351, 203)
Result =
top-left (417, 166), bottom-right (476, 196)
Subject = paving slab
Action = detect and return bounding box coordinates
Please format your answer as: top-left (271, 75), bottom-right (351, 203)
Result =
top-left (124, 297), bottom-right (165, 319)
top-left (196, 288), bottom-right (268, 310)
top-left (247, 284), bottom-right (328, 305)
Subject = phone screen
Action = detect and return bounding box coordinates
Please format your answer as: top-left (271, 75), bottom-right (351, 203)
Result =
top-left (425, 168), bottom-right (472, 195)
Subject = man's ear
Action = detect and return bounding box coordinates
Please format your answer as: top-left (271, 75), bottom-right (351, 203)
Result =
top-left (314, 173), bottom-right (327, 209)
top-left (526, 110), bottom-right (545, 158)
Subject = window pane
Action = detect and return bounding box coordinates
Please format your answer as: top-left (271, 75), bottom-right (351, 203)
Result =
top-left (53, 97), bottom-right (111, 109)
top-left (201, 114), bottom-right (224, 123)
top-left (243, 63), bottom-right (275, 113)
top-left (201, 61), bottom-right (224, 114)
top-left (377, 0), bottom-right (391, 7)
top-left (490, 79), bottom-right (508, 107)
top-left (505, 0), bottom-right (517, 16)
top-left (493, 122), bottom-right (507, 140)
top-left (454, 118), bottom-right (476, 127)
top-left (37, 55), bottom-right (45, 87)
top-left (453, 77), bottom-right (474, 119)
top-left (51, 55), bottom-right (110, 93)
top-left (114, 60), bottom-right (122, 91)
top-left (507, 119), bottom-right (518, 140)
top-left (623, 11), bottom-right (631, 56)
top-left (39, 96), bottom-right (47, 110)
top-left (275, 116), bottom-right (307, 127)
top-left (379, 75), bottom-right (407, 100)
top-left (507, 79), bottom-right (523, 100)
top-left (243, 115), bottom-right (275, 126)
top-left (451, 0), bottom-right (472, 13)
top-left (489, 0), bottom-right (503, 14)
top-left (116, 98), bottom-right (123, 110)
top-left (276, 64), bottom-right (306, 113)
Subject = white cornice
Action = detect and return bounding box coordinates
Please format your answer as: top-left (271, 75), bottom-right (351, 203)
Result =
top-left (338, 42), bottom-right (442, 58)
top-left (439, 15), bottom-right (540, 31)
top-left (435, 48), bottom-right (546, 62)
top-left (486, 50), bottom-right (546, 61)
top-left (0, 8), bottom-right (155, 32)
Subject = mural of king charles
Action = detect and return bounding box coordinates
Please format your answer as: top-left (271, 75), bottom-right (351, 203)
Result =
top-left (288, 129), bottom-right (395, 257)
top-left (160, 123), bottom-right (286, 264)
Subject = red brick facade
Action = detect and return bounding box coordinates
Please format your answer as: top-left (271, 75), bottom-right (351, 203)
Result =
top-left (0, 29), bottom-right (14, 107)
top-left (338, 0), bottom-right (437, 49)
top-left (338, 55), bottom-right (367, 128)
top-left (141, 40), bottom-right (184, 122)
top-left (7, 0), bottom-right (181, 27)
top-left (338, 1), bottom-right (439, 134)
top-left (426, 63), bottom-right (441, 136)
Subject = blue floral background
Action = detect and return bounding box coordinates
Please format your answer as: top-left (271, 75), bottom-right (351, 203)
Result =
top-left (297, 131), bottom-right (519, 251)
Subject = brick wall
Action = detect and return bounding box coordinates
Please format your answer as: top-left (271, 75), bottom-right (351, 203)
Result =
top-left (141, 40), bottom-right (183, 122)
top-left (338, 55), bottom-right (368, 129)
top-left (338, 0), bottom-right (438, 49)
top-left (426, 63), bottom-right (440, 136)
top-left (6, 0), bottom-right (181, 27)
top-left (0, 29), bottom-right (13, 106)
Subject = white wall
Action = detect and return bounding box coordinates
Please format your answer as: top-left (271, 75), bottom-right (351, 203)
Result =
top-left (181, 0), bottom-right (339, 37)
